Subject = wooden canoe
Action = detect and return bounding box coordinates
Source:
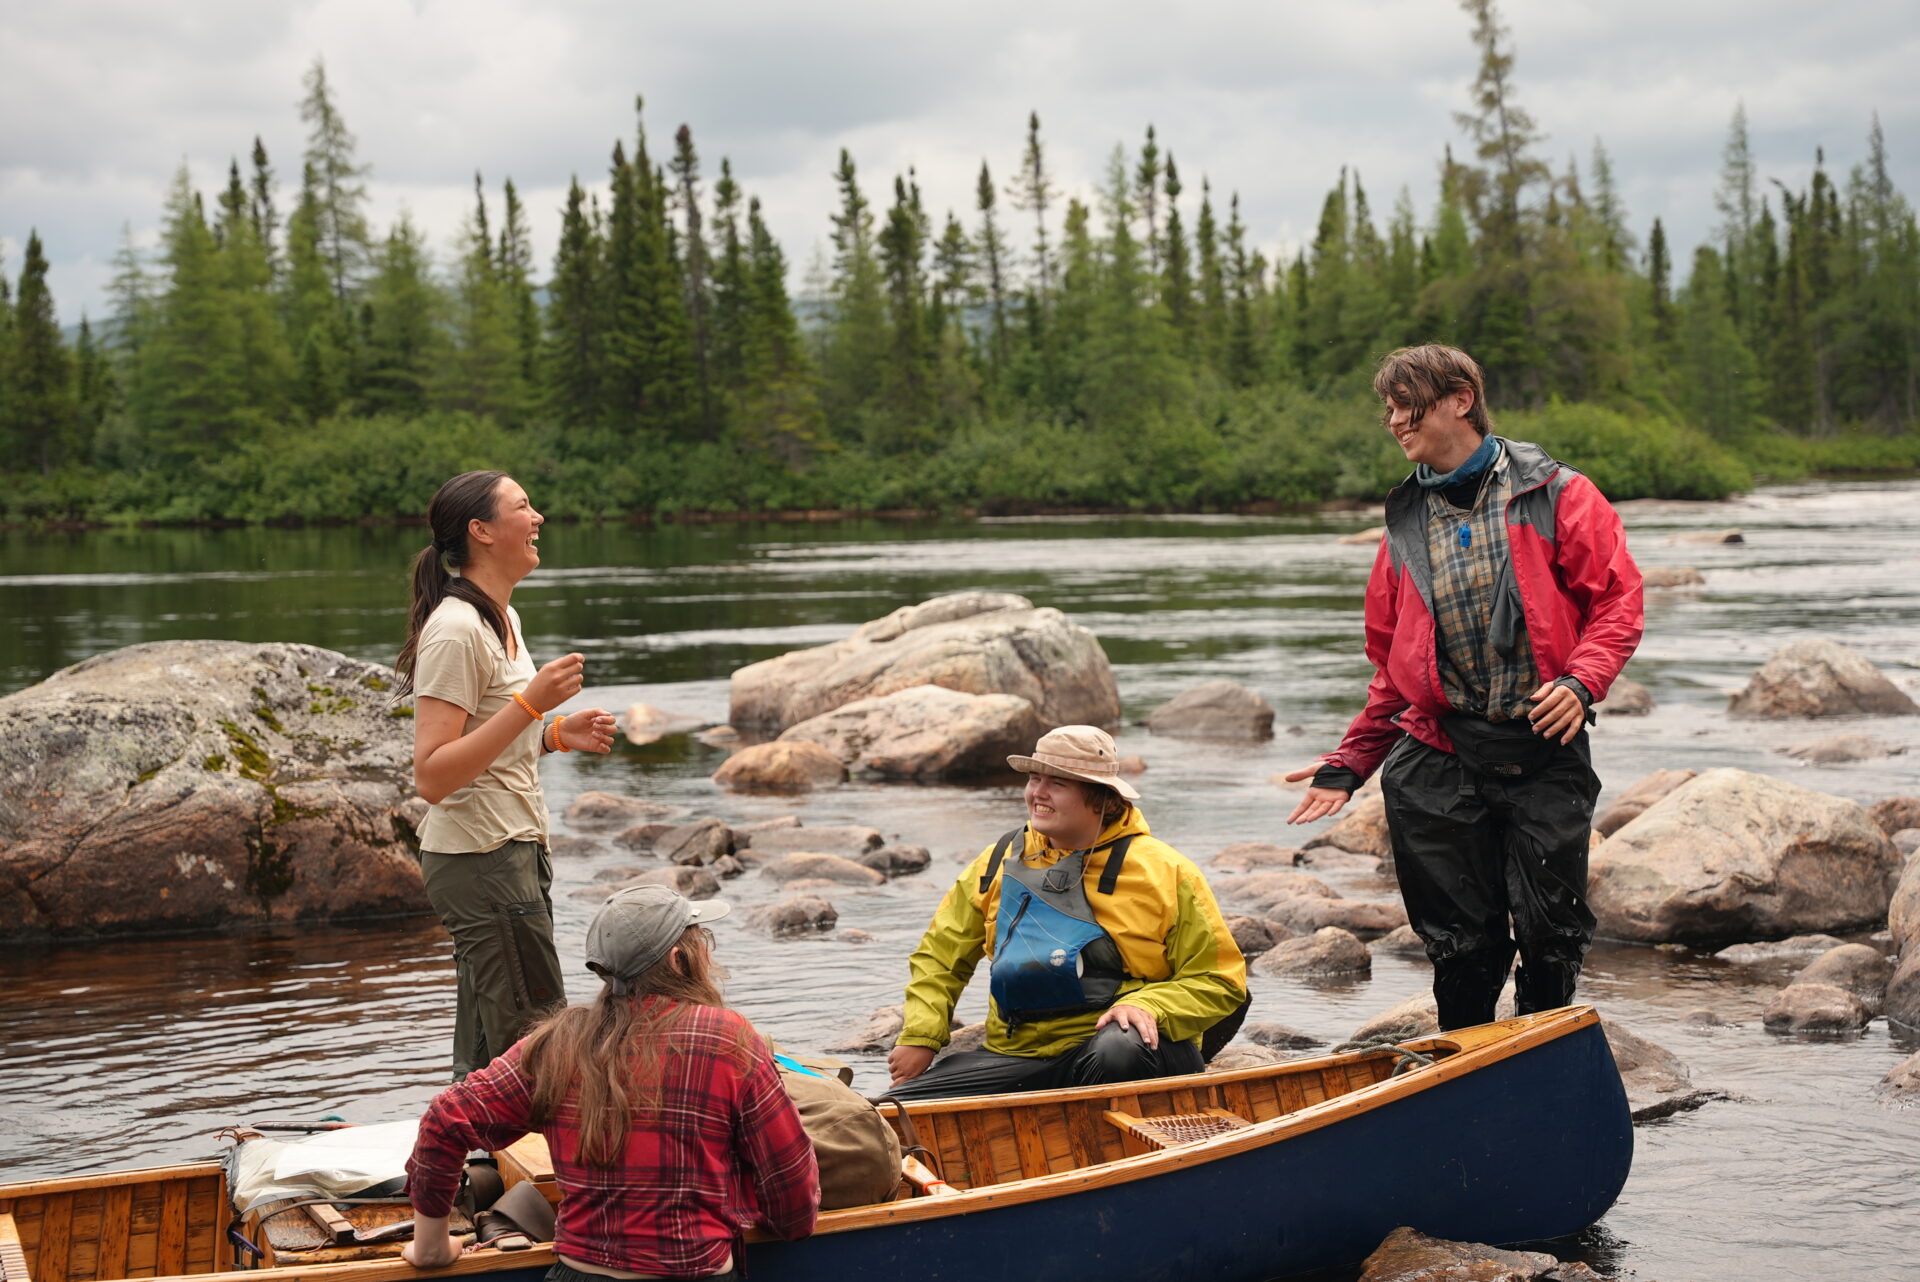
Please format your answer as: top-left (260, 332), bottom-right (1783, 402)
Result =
top-left (0, 1006), bottom-right (1631, 1282)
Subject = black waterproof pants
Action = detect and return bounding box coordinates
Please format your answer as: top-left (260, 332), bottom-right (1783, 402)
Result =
top-left (1380, 732), bottom-right (1600, 1031)
top-left (883, 1024), bottom-right (1205, 1101)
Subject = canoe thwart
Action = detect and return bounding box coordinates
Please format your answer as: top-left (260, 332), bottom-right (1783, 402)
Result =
top-left (1103, 1107), bottom-right (1252, 1155)
top-left (0, 1212), bottom-right (29, 1282)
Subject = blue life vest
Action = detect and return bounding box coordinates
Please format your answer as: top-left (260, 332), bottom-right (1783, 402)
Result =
top-left (983, 827), bottom-right (1136, 1026)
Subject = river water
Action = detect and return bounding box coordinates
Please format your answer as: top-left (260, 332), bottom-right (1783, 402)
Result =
top-left (3, 480), bottom-right (1919, 1281)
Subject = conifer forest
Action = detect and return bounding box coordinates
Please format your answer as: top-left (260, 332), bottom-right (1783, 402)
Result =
top-left (2, 1), bottom-right (1916, 525)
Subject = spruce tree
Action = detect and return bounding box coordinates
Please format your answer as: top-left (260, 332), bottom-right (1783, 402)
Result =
top-left (215, 158), bottom-right (294, 421)
top-left (74, 316), bottom-right (118, 454)
top-left (2, 231), bottom-right (79, 472)
top-left (876, 175), bottom-right (935, 439)
top-left (442, 172), bottom-right (526, 421)
top-left (1009, 112), bottom-right (1059, 305)
top-left (362, 213), bottom-right (444, 416)
top-left (973, 161), bottom-right (1011, 375)
top-left (543, 177), bottom-right (609, 441)
top-left (1136, 125), bottom-right (1163, 279)
top-left (821, 148), bottom-right (888, 426)
top-left (298, 57), bottom-right (372, 304)
top-left (497, 180), bottom-right (540, 389)
top-left (282, 163), bottom-right (350, 419)
top-left (250, 137), bottom-right (279, 272)
top-left (1195, 179), bottom-right (1227, 371)
top-left (670, 125), bottom-right (718, 438)
top-left (708, 159), bottom-right (751, 407)
top-left (1224, 192), bottom-right (1261, 386)
top-left (1160, 156), bottom-right (1194, 351)
top-left (1678, 244), bottom-right (1760, 435)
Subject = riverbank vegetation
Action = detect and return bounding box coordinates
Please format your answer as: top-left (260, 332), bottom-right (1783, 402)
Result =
top-left (1, 0), bottom-right (1915, 525)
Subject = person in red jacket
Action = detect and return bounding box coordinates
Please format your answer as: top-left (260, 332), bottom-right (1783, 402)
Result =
top-left (1286, 344), bottom-right (1643, 1030)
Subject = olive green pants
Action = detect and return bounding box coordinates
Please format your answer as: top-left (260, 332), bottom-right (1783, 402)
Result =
top-left (420, 839), bottom-right (566, 1080)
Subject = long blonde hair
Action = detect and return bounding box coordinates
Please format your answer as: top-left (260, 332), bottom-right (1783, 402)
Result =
top-left (517, 926), bottom-right (751, 1166)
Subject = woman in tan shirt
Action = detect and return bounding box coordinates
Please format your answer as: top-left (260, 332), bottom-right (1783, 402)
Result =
top-left (396, 469), bottom-right (618, 1079)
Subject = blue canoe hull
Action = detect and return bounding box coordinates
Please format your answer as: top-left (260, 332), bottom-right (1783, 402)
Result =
top-left (748, 1016), bottom-right (1632, 1282)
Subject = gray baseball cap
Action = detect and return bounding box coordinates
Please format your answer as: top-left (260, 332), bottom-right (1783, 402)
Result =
top-left (584, 885), bottom-right (731, 990)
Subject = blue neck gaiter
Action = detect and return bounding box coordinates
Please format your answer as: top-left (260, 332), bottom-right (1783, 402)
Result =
top-left (1415, 434), bottom-right (1499, 490)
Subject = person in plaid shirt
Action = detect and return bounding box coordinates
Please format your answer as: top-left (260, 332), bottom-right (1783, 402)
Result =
top-left (1284, 345), bottom-right (1642, 1031)
top-left (403, 886), bottom-right (819, 1280)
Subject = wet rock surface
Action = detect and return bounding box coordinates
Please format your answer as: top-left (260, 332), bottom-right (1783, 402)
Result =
top-left (563, 790), bottom-right (682, 831)
top-left (777, 685), bottom-right (1045, 780)
top-left (0, 641), bottom-right (427, 939)
top-left (1780, 733), bottom-right (1906, 764)
top-left (1303, 791), bottom-right (1393, 862)
top-left (743, 893), bottom-right (839, 937)
top-left (1358, 1227), bottom-right (1599, 1281)
top-left (1762, 981), bottom-right (1872, 1032)
top-left (1252, 926), bottom-right (1371, 976)
top-left (1144, 679), bottom-right (1276, 740)
top-left (728, 591), bottom-right (1121, 732)
top-left (1596, 676), bottom-right (1654, 716)
top-left (760, 853), bottom-right (888, 886)
top-left (1867, 795), bottom-right (1920, 835)
top-left (1588, 768), bottom-right (1902, 944)
top-left (1727, 639), bottom-right (1920, 719)
top-left (710, 740), bottom-right (848, 792)
top-left (1593, 768), bottom-right (1696, 836)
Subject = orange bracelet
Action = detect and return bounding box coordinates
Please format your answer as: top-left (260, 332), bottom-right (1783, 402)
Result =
top-left (511, 691), bottom-right (541, 722)
top-left (548, 718), bottom-right (570, 753)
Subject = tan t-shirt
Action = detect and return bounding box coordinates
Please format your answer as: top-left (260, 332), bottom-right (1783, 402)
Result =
top-left (413, 597), bottom-right (547, 853)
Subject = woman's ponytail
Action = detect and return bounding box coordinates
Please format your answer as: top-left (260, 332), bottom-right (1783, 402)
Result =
top-left (394, 471), bottom-right (510, 696)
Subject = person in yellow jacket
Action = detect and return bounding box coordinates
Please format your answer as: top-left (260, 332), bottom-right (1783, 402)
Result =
top-left (886, 725), bottom-right (1248, 1099)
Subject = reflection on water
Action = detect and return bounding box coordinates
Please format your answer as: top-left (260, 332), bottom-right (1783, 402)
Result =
top-left (5, 480), bottom-right (1920, 1279)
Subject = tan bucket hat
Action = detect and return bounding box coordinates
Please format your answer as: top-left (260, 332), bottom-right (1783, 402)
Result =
top-left (1007, 725), bottom-right (1140, 801)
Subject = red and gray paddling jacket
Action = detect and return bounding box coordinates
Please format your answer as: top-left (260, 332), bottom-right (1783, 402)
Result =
top-left (1320, 438), bottom-right (1645, 783)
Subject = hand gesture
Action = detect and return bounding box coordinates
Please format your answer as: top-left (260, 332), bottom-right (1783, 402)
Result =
top-left (558, 708), bottom-right (619, 754)
top-left (523, 652), bottom-right (585, 713)
top-left (1282, 764), bottom-right (1351, 824)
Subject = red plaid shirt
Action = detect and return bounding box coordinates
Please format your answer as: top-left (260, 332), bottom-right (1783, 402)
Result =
top-left (407, 1003), bottom-right (819, 1277)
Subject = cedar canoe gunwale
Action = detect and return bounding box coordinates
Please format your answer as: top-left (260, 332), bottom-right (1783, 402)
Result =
top-left (0, 1006), bottom-right (1631, 1282)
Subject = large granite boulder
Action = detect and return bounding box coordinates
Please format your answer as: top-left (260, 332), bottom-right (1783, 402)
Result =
top-left (1587, 768), bottom-right (1903, 945)
top-left (1593, 769), bottom-right (1696, 837)
top-left (0, 641), bottom-right (427, 940)
top-left (1144, 680), bottom-right (1275, 740)
top-left (728, 592), bottom-right (1121, 732)
top-left (1727, 640), bottom-right (1920, 719)
top-left (1357, 1227), bottom-right (1588, 1282)
top-left (777, 685), bottom-right (1046, 781)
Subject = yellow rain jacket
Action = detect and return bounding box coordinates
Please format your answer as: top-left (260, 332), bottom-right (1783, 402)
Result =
top-left (897, 807), bottom-right (1248, 1060)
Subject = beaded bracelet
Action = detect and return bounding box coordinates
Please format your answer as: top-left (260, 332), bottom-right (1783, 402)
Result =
top-left (511, 691), bottom-right (541, 722)
top-left (548, 718), bottom-right (570, 753)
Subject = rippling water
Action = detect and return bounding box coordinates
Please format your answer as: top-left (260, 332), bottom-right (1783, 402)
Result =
top-left (4, 481), bottom-right (1920, 1280)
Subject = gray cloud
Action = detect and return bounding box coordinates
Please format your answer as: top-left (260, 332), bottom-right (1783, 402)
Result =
top-left (4, 0), bottom-right (1915, 325)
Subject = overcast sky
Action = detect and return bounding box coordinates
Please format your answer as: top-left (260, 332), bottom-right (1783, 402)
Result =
top-left (4, 0), bottom-right (1916, 326)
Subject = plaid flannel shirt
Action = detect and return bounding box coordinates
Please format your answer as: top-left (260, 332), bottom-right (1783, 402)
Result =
top-left (406, 1001), bottom-right (819, 1276)
top-left (1425, 448), bottom-right (1538, 721)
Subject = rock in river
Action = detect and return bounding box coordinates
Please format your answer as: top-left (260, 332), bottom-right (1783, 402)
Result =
top-left (1595, 676), bottom-right (1654, 716)
top-left (728, 591), bottom-right (1121, 733)
top-left (1882, 853), bottom-right (1920, 1028)
top-left (777, 685), bottom-right (1045, 781)
top-left (563, 790), bottom-right (682, 831)
top-left (1593, 768), bottom-right (1696, 837)
top-left (0, 641), bottom-right (427, 940)
top-left (760, 853), bottom-right (887, 887)
top-left (1763, 982), bottom-right (1873, 1033)
top-left (1251, 926), bottom-right (1371, 977)
top-left (710, 740), bottom-right (848, 793)
top-left (1144, 679), bottom-right (1275, 740)
top-left (1727, 639), bottom-right (1920, 719)
top-left (744, 894), bottom-right (839, 937)
top-left (1587, 768), bottom-right (1902, 945)
top-left (1358, 1227), bottom-right (1591, 1282)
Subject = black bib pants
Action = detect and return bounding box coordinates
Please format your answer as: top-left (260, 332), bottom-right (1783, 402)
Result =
top-left (1380, 730), bottom-right (1601, 1031)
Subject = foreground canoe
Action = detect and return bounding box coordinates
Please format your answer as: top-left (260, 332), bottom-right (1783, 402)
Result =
top-left (0, 1006), bottom-right (1630, 1282)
